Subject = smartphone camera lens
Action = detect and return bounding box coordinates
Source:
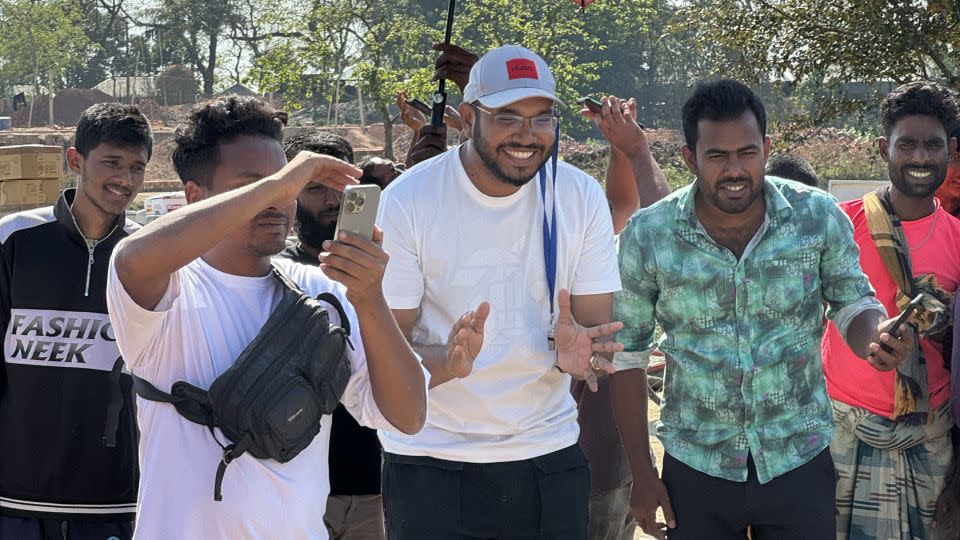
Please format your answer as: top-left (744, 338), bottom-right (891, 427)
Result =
top-left (356, 197), bottom-right (365, 206)
top-left (346, 203), bottom-right (357, 213)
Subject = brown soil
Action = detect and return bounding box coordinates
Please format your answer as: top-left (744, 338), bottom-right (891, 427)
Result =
top-left (9, 89), bottom-right (115, 128)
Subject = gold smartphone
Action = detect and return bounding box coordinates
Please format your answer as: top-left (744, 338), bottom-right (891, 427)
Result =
top-left (333, 185), bottom-right (381, 241)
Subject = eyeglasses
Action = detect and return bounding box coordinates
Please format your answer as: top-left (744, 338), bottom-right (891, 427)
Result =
top-left (473, 104), bottom-right (559, 133)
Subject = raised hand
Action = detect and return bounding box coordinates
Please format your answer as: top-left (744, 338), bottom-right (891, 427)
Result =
top-left (553, 288), bottom-right (624, 391)
top-left (405, 124), bottom-right (448, 169)
top-left (432, 43), bottom-right (479, 95)
top-left (282, 151), bottom-right (362, 203)
top-left (443, 105), bottom-right (463, 132)
top-left (582, 95), bottom-right (648, 158)
top-left (396, 91), bottom-right (427, 135)
top-left (445, 301), bottom-right (491, 379)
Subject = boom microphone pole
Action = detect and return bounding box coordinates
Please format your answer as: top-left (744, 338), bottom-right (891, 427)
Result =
top-left (430, 0), bottom-right (457, 127)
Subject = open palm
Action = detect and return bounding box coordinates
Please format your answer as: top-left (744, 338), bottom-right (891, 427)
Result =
top-left (553, 289), bottom-right (624, 391)
top-left (445, 301), bottom-right (491, 379)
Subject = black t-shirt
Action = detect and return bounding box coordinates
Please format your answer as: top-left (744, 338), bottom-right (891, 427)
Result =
top-left (280, 243), bottom-right (382, 496)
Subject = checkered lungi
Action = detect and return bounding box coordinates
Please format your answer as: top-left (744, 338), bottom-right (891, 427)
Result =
top-left (832, 401), bottom-right (954, 540)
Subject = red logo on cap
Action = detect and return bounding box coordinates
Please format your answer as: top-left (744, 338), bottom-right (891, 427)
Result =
top-left (506, 59), bottom-right (539, 80)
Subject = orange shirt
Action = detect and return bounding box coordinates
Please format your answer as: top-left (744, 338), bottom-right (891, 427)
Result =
top-left (822, 199), bottom-right (960, 417)
top-left (935, 158), bottom-right (960, 216)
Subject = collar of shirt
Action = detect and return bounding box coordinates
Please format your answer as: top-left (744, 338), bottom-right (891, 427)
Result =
top-left (613, 177), bottom-right (881, 484)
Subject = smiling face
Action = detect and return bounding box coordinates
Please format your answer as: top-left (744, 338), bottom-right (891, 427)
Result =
top-left (881, 114), bottom-right (955, 199)
top-left (465, 97), bottom-right (556, 187)
top-left (682, 111), bottom-right (771, 216)
top-left (70, 142), bottom-right (148, 217)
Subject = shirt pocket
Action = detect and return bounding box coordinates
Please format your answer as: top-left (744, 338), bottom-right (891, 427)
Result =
top-left (758, 253), bottom-right (820, 314)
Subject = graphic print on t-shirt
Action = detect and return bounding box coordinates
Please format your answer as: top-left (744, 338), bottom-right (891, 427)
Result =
top-left (4, 308), bottom-right (120, 370)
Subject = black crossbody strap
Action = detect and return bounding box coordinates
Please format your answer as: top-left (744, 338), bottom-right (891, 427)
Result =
top-left (132, 374), bottom-right (218, 429)
top-left (316, 292), bottom-right (351, 337)
top-left (132, 374), bottom-right (186, 404)
top-left (102, 357), bottom-right (126, 447)
top-left (214, 433), bottom-right (254, 501)
top-left (270, 264), bottom-right (304, 294)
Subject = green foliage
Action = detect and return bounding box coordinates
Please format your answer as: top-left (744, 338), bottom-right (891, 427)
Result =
top-left (453, 0), bottom-right (606, 108)
top-left (142, 0), bottom-right (243, 96)
top-left (578, 0), bottom-right (715, 127)
top-left (0, 0), bottom-right (91, 93)
top-left (681, 0), bottom-right (960, 135)
top-left (247, 0), bottom-right (349, 102)
top-left (247, 0), bottom-right (440, 105)
top-left (349, 2), bottom-right (441, 115)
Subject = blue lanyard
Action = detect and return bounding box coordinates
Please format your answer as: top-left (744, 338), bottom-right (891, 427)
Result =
top-left (540, 124), bottom-right (560, 316)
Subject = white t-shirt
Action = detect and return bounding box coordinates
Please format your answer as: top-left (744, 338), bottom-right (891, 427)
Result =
top-left (377, 146), bottom-right (621, 463)
top-left (107, 256), bottom-right (399, 539)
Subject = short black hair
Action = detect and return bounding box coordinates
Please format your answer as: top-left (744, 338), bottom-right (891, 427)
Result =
top-left (357, 157), bottom-right (399, 189)
top-left (766, 153), bottom-right (821, 188)
top-left (682, 80), bottom-right (767, 150)
top-left (282, 130), bottom-right (354, 164)
top-left (74, 103), bottom-right (154, 160)
top-left (172, 95), bottom-right (288, 186)
top-left (880, 81), bottom-right (959, 137)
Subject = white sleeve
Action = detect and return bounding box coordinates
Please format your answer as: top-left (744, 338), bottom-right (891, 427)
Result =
top-left (106, 249), bottom-right (182, 373)
top-left (322, 284), bottom-right (429, 432)
top-left (377, 190), bottom-right (424, 310)
top-left (571, 180), bottom-right (622, 295)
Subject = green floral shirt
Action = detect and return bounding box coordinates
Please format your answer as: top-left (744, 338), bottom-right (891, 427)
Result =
top-left (614, 177), bottom-right (882, 483)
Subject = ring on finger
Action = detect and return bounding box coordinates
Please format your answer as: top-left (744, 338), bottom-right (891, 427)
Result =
top-left (590, 355), bottom-right (601, 370)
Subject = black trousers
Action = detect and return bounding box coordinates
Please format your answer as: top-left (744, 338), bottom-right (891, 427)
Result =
top-left (0, 516), bottom-right (133, 540)
top-left (661, 448), bottom-right (837, 540)
top-left (382, 444), bottom-right (589, 540)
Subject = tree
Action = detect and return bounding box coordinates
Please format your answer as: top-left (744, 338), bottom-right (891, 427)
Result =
top-left (129, 0), bottom-right (241, 97)
top-left (681, 0), bottom-right (960, 131)
top-left (249, 0), bottom-right (441, 158)
top-left (350, 0), bottom-right (442, 158)
top-left (454, 0), bottom-right (606, 111)
top-left (246, 0), bottom-right (353, 115)
top-left (0, 0), bottom-right (91, 106)
top-left (68, 0), bottom-right (133, 88)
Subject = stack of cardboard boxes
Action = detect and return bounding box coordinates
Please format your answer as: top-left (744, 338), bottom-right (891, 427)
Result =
top-left (0, 145), bottom-right (65, 215)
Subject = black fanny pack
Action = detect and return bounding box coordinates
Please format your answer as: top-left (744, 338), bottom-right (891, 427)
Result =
top-left (132, 265), bottom-right (353, 500)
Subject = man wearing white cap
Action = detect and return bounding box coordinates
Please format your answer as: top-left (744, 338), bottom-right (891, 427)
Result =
top-left (376, 45), bottom-right (624, 539)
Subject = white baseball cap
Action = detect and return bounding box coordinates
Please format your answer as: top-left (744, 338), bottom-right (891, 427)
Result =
top-left (462, 45), bottom-right (562, 109)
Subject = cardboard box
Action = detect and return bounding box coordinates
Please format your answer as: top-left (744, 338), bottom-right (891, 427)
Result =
top-left (0, 178), bottom-right (61, 209)
top-left (0, 145), bottom-right (63, 181)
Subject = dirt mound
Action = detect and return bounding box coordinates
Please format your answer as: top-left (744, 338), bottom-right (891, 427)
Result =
top-left (156, 65), bottom-right (197, 106)
top-left (10, 88), bottom-right (115, 128)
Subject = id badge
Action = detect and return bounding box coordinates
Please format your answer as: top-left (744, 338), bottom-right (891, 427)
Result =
top-left (546, 315), bottom-right (556, 351)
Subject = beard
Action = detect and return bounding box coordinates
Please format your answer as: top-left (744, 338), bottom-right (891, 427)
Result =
top-left (700, 174), bottom-right (763, 215)
top-left (890, 165), bottom-right (947, 198)
top-left (473, 122), bottom-right (551, 187)
top-left (294, 205), bottom-right (338, 249)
